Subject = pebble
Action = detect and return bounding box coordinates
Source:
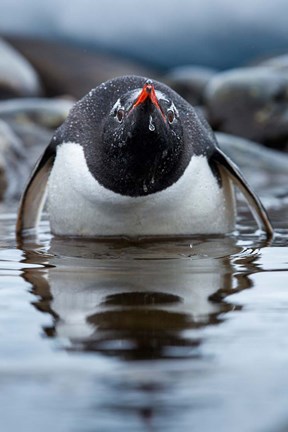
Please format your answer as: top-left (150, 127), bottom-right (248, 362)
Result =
top-left (0, 38), bottom-right (43, 99)
top-left (205, 67), bottom-right (288, 148)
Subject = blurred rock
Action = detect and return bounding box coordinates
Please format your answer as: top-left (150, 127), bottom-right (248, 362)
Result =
top-left (0, 120), bottom-right (53, 200)
top-left (216, 132), bottom-right (288, 173)
top-left (256, 54), bottom-right (288, 72)
top-left (205, 67), bottom-right (288, 149)
top-left (0, 97), bottom-right (74, 128)
top-left (6, 37), bottom-right (158, 99)
top-left (9, 121), bottom-right (53, 160)
top-left (0, 120), bottom-right (54, 200)
top-left (0, 38), bottom-right (43, 99)
top-left (0, 120), bottom-right (26, 199)
top-left (164, 66), bottom-right (217, 105)
top-left (0, 97), bottom-right (74, 200)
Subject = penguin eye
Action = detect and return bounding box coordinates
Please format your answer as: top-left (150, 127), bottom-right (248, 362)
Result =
top-left (116, 108), bottom-right (125, 123)
top-left (167, 109), bottom-right (175, 124)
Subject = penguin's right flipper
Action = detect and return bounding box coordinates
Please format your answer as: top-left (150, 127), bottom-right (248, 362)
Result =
top-left (16, 142), bottom-right (56, 238)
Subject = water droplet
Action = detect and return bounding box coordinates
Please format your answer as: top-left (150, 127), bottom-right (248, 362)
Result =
top-left (143, 184), bottom-right (148, 193)
top-left (149, 116), bottom-right (155, 132)
top-left (149, 124), bottom-right (155, 132)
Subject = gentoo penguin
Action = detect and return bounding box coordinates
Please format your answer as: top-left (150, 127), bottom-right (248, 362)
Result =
top-left (16, 75), bottom-right (273, 239)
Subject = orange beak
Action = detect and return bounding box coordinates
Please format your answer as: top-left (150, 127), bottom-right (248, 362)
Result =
top-left (132, 81), bottom-right (166, 121)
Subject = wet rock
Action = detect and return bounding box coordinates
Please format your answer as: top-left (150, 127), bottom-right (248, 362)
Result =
top-left (164, 66), bottom-right (217, 105)
top-left (9, 121), bottom-right (53, 160)
top-left (0, 97), bottom-right (74, 200)
top-left (216, 132), bottom-right (288, 173)
top-left (0, 126), bottom-right (10, 198)
top-left (6, 37), bottom-right (158, 99)
top-left (205, 67), bottom-right (288, 149)
top-left (0, 38), bottom-right (43, 99)
top-left (0, 97), bottom-right (74, 128)
top-left (256, 54), bottom-right (288, 71)
top-left (0, 120), bottom-right (54, 200)
top-left (0, 120), bottom-right (26, 199)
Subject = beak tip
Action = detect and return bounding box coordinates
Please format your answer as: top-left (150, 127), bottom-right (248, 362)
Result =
top-left (132, 80), bottom-right (156, 108)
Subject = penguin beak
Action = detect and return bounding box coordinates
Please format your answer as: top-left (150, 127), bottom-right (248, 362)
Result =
top-left (131, 81), bottom-right (166, 122)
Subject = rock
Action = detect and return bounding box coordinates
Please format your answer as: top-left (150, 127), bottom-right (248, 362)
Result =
top-left (164, 66), bottom-right (217, 105)
top-left (216, 132), bottom-right (288, 173)
top-left (205, 67), bottom-right (288, 149)
top-left (9, 121), bottom-right (53, 161)
top-left (0, 97), bottom-right (74, 200)
top-left (6, 37), bottom-right (158, 99)
top-left (0, 38), bottom-right (43, 99)
top-left (0, 125), bottom-right (10, 198)
top-left (0, 120), bottom-right (26, 199)
top-left (0, 120), bottom-right (54, 200)
top-left (0, 97), bottom-right (74, 128)
top-left (256, 54), bottom-right (288, 71)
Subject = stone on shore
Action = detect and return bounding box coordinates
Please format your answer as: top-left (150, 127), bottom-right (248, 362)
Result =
top-left (0, 38), bottom-right (43, 99)
top-left (6, 37), bottom-right (159, 99)
top-left (205, 67), bottom-right (288, 149)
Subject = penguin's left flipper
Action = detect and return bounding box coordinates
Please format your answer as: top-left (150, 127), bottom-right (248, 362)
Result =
top-left (16, 143), bottom-right (56, 239)
top-left (213, 148), bottom-right (274, 240)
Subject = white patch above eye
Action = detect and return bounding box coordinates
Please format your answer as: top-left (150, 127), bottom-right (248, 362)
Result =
top-left (156, 91), bottom-right (179, 118)
top-left (155, 90), bottom-right (170, 103)
top-left (127, 89), bottom-right (142, 103)
top-left (168, 101), bottom-right (179, 116)
top-left (110, 98), bottom-right (122, 115)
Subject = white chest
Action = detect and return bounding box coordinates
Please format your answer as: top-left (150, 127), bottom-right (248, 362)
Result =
top-left (47, 142), bottom-right (236, 237)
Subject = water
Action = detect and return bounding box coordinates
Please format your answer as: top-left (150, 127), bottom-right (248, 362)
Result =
top-left (1, 184), bottom-right (288, 431)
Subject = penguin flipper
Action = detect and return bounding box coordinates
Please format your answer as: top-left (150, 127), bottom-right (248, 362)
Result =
top-left (16, 143), bottom-right (56, 238)
top-left (213, 148), bottom-right (274, 240)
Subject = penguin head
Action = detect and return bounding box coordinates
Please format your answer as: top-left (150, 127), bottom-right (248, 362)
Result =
top-left (57, 76), bottom-right (211, 197)
top-left (98, 79), bottom-right (187, 195)
top-left (106, 79), bottom-right (182, 150)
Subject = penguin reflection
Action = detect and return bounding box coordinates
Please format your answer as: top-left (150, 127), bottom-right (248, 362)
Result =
top-left (23, 236), bottom-right (254, 360)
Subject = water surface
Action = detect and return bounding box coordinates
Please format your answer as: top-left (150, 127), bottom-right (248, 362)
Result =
top-left (1, 188), bottom-right (288, 431)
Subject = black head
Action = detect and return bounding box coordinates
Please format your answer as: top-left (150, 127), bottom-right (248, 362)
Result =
top-left (54, 76), bottom-right (217, 196)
